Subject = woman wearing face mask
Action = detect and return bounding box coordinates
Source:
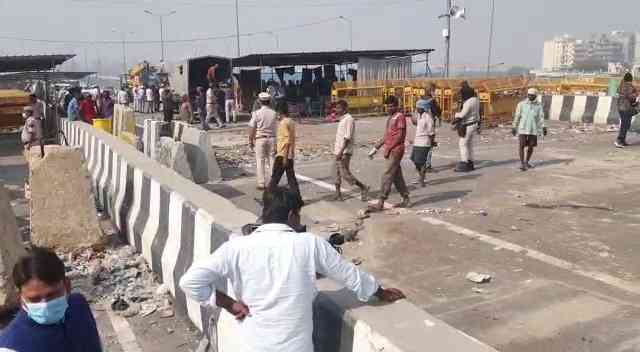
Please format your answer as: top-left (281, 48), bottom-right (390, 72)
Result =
top-left (0, 247), bottom-right (102, 352)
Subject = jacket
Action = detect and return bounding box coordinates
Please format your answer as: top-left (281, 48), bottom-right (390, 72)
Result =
top-left (617, 82), bottom-right (638, 113)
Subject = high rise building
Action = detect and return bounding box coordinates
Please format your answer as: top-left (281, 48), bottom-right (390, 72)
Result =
top-left (542, 35), bottom-right (576, 72)
top-left (573, 34), bottom-right (624, 71)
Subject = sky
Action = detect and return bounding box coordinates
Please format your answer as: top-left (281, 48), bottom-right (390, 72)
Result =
top-left (1, 0), bottom-right (639, 74)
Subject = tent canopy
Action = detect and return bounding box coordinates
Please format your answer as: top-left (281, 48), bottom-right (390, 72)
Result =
top-left (0, 54), bottom-right (75, 73)
top-left (232, 49), bottom-right (433, 67)
top-left (0, 71), bottom-right (94, 81)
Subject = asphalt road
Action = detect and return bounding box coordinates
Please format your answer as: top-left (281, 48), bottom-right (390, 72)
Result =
top-left (208, 116), bottom-right (640, 352)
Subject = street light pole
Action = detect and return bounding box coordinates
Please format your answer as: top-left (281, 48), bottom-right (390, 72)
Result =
top-left (267, 32), bottom-right (280, 51)
top-left (235, 0), bottom-right (241, 56)
top-left (445, 0), bottom-right (452, 77)
top-left (112, 29), bottom-right (133, 78)
top-left (339, 16), bottom-right (353, 51)
top-left (144, 10), bottom-right (176, 65)
top-left (486, 0), bottom-right (496, 76)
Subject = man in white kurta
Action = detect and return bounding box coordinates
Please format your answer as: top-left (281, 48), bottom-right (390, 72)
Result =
top-left (179, 187), bottom-right (405, 352)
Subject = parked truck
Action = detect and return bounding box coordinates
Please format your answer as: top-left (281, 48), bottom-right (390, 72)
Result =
top-left (169, 56), bottom-right (231, 97)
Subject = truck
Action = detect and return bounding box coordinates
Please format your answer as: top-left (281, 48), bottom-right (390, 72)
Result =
top-left (169, 56), bottom-right (231, 97)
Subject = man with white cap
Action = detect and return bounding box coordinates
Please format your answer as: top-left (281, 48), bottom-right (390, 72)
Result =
top-left (512, 88), bottom-right (547, 171)
top-left (248, 92), bottom-right (278, 190)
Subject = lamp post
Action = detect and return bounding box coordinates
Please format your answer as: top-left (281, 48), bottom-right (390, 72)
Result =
top-left (438, 1), bottom-right (466, 77)
top-left (112, 29), bottom-right (134, 77)
top-left (486, 0), bottom-right (496, 76)
top-left (339, 16), bottom-right (353, 51)
top-left (267, 32), bottom-right (280, 51)
top-left (144, 9), bottom-right (177, 64)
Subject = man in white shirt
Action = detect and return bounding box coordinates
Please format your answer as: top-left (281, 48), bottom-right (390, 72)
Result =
top-left (333, 100), bottom-right (369, 201)
top-left (410, 99), bottom-right (436, 187)
top-left (117, 87), bottom-right (129, 106)
top-left (145, 86), bottom-right (154, 113)
top-left (179, 186), bottom-right (405, 352)
top-left (206, 83), bottom-right (224, 128)
top-left (248, 92), bottom-right (278, 190)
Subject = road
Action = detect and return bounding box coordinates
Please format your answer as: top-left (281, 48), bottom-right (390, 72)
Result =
top-left (207, 116), bottom-right (640, 352)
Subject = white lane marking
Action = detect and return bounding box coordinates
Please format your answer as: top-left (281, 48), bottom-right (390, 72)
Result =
top-left (107, 309), bottom-right (144, 352)
top-left (296, 174), bottom-right (350, 192)
top-left (421, 216), bottom-right (640, 295)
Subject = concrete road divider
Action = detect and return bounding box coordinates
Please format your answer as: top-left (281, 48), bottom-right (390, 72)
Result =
top-left (541, 95), bottom-right (620, 125)
top-left (60, 118), bottom-right (498, 352)
top-left (173, 121), bottom-right (221, 184)
top-left (0, 185), bottom-right (27, 313)
top-left (156, 137), bottom-right (194, 182)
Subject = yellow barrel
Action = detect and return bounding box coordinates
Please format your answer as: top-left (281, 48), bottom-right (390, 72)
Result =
top-left (93, 118), bottom-right (112, 134)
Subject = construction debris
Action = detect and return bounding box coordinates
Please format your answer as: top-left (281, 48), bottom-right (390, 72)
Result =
top-left (63, 245), bottom-right (173, 319)
top-left (466, 272), bottom-right (492, 284)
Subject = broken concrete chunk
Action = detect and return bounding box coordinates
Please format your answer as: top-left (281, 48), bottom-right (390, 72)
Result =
top-left (0, 185), bottom-right (28, 311)
top-left (466, 272), bottom-right (492, 284)
top-left (28, 146), bottom-right (103, 251)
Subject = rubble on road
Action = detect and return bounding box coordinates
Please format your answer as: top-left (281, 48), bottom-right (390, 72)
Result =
top-left (62, 245), bottom-right (174, 319)
top-left (466, 272), bottom-right (492, 284)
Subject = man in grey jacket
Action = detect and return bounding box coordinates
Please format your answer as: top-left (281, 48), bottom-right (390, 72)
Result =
top-left (453, 82), bottom-right (480, 172)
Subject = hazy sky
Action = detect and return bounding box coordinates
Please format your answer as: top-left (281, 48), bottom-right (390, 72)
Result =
top-left (1, 0), bottom-right (639, 72)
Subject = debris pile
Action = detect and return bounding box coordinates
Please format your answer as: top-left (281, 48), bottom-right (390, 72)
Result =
top-left (63, 245), bottom-right (174, 319)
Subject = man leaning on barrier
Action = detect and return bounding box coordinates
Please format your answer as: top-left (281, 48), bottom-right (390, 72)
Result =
top-left (179, 186), bottom-right (405, 352)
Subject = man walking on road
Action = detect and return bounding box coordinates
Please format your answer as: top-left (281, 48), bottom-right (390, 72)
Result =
top-left (248, 92), bottom-right (278, 190)
top-left (206, 83), bottom-right (224, 128)
top-left (512, 88), bottom-right (547, 171)
top-left (179, 186), bottom-right (405, 352)
top-left (333, 100), bottom-right (369, 202)
top-left (195, 86), bottom-right (208, 130)
top-left (615, 72), bottom-right (638, 148)
top-left (269, 101), bottom-right (300, 194)
top-left (453, 82), bottom-right (480, 173)
top-left (410, 99), bottom-right (436, 187)
top-left (368, 96), bottom-right (410, 211)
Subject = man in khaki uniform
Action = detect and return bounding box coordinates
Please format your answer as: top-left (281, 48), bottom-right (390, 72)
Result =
top-left (248, 92), bottom-right (278, 190)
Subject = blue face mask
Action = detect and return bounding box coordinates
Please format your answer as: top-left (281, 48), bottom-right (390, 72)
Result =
top-left (23, 295), bottom-right (69, 325)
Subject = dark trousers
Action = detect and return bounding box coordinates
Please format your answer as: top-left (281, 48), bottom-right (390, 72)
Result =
top-left (618, 110), bottom-right (634, 143)
top-left (270, 156), bottom-right (300, 193)
top-left (380, 152), bottom-right (409, 200)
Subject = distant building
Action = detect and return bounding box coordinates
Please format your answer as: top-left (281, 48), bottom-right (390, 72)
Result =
top-left (542, 35), bottom-right (576, 72)
top-left (543, 31), bottom-right (636, 73)
top-left (573, 34), bottom-right (624, 72)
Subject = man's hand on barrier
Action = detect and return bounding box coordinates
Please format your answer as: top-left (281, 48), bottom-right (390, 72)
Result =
top-left (543, 127), bottom-right (548, 136)
top-left (511, 128), bottom-right (517, 137)
top-left (375, 287), bottom-right (406, 303)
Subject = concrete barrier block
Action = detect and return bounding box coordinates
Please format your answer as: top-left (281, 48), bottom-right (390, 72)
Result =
top-left (173, 121), bottom-right (221, 184)
top-left (28, 146), bottom-right (103, 251)
top-left (157, 137), bottom-right (194, 181)
top-left (0, 185), bottom-right (27, 311)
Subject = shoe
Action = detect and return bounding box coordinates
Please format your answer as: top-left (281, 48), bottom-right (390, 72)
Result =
top-left (454, 162), bottom-right (471, 173)
top-left (526, 162), bottom-right (535, 169)
top-left (614, 141), bottom-right (624, 148)
top-left (398, 196), bottom-right (410, 208)
top-left (519, 163), bottom-right (528, 172)
top-left (332, 193), bottom-right (344, 202)
top-left (360, 186), bottom-right (370, 202)
top-left (257, 185), bottom-right (266, 191)
top-left (468, 161), bottom-right (475, 170)
top-left (425, 166), bottom-right (434, 173)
